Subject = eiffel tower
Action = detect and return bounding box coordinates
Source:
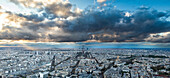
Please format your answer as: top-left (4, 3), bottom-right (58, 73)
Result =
top-left (50, 55), bottom-right (56, 72)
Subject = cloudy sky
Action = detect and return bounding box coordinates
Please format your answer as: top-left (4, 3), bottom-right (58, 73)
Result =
top-left (0, 0), bottom-right (170, 48)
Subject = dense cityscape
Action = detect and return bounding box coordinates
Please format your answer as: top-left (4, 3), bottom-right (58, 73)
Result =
top-left (0, 0), bottom-right (170, 78)
top-left (0, 47), bottom-right (169, 78)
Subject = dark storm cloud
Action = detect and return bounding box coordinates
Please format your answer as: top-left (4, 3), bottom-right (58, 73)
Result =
top-left (17, 13), bottom-right (45, 22)
top-left (61, 8), bottom-right (170, 42)
top-left (66, 9), bottom-right (124, 32)
top-left (0, 1), bottom-right (170, 42)
top-left (155, 37), bottom-right (170, 43)
top-left (21, 21), bottom-right (58, 31)
top-left (0, 26), bottom-right (39, 40)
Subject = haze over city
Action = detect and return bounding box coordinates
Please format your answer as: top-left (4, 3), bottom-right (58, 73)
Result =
top-left (0, 0), bottom-right (170, 48)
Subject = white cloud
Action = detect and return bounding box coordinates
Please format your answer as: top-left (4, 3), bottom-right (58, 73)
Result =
top-left (97, 0), bottom-right (106, 3)
top-left (125, 12), bottom-right (131, 17)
